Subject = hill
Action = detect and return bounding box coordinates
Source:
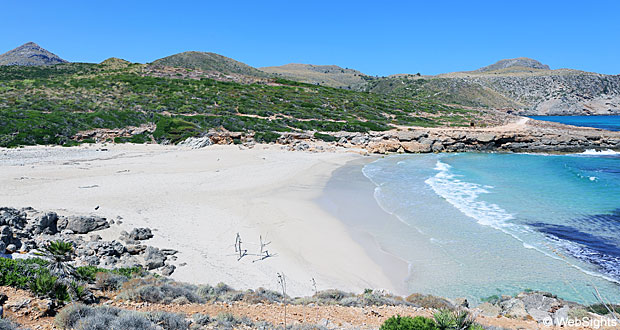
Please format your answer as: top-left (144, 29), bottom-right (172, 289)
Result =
top-left (151, 51), bottom-right (267, 77)
top-left (474, 57), bottom-right (550, 73)
top-left (0, 42), bottom-right (67, 66)
top-left (260, 63), bottom-right (368, 88)
top-left (0, 61), bottom-right (489, 148)
top-left (366, 58), bottom-right (620, 115)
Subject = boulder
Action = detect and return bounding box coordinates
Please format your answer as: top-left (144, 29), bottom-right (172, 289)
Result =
top-left (476, 133), bottom-right (496, 143)
top-left (0, 226), bottom-right (12, 244)
top-left (366, 140), bottom-right (401, 154)
top-left (178, 136), bottom-right (212, 149)
top-left (57, 215), bottom-right (110, 234)
top-left (126, 244), bottom-right (147, 255)
top-left (400, 141), bottom-right (432, 153)
top-left (32, 212), bottom-right (58, 234)
top-left (128, 227), bottom-right (154, 241)
top-left (5, 244), bottom-right (16, 254)
top-left (500, 298), bottom-right (528, 319)
top-left (143, 246), bottom-right (166, 270)
top-left (477, 302), bottom-right (501, 317)
top-left (0, 208), bottom-right (27, 228)
top-left (161, 264), bottom-right (176, 276)
top-left (395, 130), bottom-right (428, 141)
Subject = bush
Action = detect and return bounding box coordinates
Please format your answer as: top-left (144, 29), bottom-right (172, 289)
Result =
top-left (95, 272), bottom-right (128, 291)
top-left (588, 303), bottom-right (620, 315)
top-left (406, 293), bottom-right (454, 310)
top-left (254, 131), bottom-right (280, 143)
top-left (313, 132), bottom-right (337, 142)
top-left (191, 313), bottom-right (212, 326)
top-left (55, 303), bottom-right (189, 330)
top-left (146, 311), bottom-right (189, 330)
top-left (313, 289), bottom-right (352, 302)
top-left (380, 315), bottom-right (438, 330)
top-left (0, 319), bottom-right (31, 330)
top-left (118, 277), bottom-right (204, 304)
top-left (76, 265), bottom-right (144, 281)
top-left (153, 117), bottom-right (201, 143)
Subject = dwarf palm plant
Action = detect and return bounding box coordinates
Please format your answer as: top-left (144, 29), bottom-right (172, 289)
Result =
top-left (38, 240), bottom-right (76, 280)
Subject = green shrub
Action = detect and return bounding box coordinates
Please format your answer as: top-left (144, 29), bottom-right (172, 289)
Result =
top-left (254, 131), bottom-right (280, 143)
top-left (153, 117), bottom-right (201, 143)
top-left (76, 265), bottom-right (144, 281)
top-left (314, 132), bottom-right (338, 142)
top-left (380, 315), bottom-right (438, 330)
top-left (588, 303), bottom-right (620, 315)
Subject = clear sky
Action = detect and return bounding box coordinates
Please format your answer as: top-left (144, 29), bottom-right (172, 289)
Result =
top-left (1, 0), bottom-right (619, 76)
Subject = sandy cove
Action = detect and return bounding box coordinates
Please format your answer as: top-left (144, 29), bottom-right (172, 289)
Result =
top-left (0, 143), bottom-right (406, 296)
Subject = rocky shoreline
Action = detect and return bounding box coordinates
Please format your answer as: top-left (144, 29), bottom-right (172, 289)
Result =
top-left (0, 206), bottom-right (177, 276)
top-left (187, 118), bottom-right (620, 154)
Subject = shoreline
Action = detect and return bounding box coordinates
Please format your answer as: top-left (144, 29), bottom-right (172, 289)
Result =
top-left (0, 143), bottom-right (399, 296)
top-left (317, 157), bottom-right (411, 295)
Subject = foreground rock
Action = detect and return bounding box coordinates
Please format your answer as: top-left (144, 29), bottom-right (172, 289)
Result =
top-left (0, 206), bottom-right (176, 275)
top-left (475, 291), bottom-right (593, 325)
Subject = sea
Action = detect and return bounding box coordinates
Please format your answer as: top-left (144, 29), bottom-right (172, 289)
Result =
top-left (359, 117), bottom-right (620, 304)
top-left (529, 115), bottom-right (620, 131)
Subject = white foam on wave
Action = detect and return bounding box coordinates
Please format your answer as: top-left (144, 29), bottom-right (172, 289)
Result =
top-left (580, 149), bottom-right (620, 156)
top-left (425, 159), bottom-right (620, 285)
top-left (425, 161), bottom-right (518, 231)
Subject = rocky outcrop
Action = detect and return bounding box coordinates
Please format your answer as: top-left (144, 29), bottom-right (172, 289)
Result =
top-left (0, 206), bottom-right (177, 275)
top-left (474, 291), bottom-right (586, 325)
top-left (472, 73), bottom-right (620, 115)
top-left (57, 215), bottom-right (110, 234)
top-left (179, 117), bottom-right (620, 155)
top-left (332, 122), bottom-right (620, 154)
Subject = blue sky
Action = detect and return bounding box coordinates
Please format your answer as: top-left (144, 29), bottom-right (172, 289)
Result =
top-left (1, 1), bottom-right (619, 76)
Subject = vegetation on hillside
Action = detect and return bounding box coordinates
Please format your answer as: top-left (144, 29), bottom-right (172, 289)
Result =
top-left (0, 63), bottom-right (479, 147)
top-left (151, 51), bottom-right (268, 77)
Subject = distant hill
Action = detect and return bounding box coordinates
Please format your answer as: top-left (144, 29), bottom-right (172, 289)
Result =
top-left (151, 51), bottom-right (267, 77)
top-left (366, 58), bottom-right (620, 116)
top-left (0, 42), bottom-right (67, 66)
top-left (260, 63), bottom-right (368, 88)
top-left (475, 57), bottom-right (550, 73)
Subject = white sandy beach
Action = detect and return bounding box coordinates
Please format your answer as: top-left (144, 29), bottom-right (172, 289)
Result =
top-left (0, 143), bottom-right (402, 296)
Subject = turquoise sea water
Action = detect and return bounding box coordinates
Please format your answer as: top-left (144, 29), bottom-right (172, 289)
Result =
top-left (529, 115), bottom-right (620, 131)
top-left (362, 150), bottom-right (620, 304)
